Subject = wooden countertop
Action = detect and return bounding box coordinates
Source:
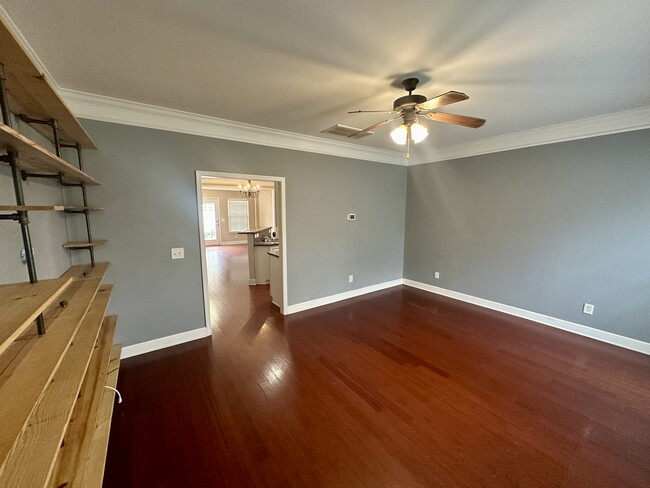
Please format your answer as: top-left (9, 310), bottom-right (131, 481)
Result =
top-left (238, 227), bottom-right (272, 235)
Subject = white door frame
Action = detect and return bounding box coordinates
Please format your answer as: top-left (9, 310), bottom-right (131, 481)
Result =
top-left (202, 196), bottom-right (221, 246)
top-left (195, 171), bottom-right (289, 336)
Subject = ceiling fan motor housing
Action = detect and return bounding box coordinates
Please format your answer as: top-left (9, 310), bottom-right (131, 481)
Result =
top-left (393, 94), bottom-right (427, 111)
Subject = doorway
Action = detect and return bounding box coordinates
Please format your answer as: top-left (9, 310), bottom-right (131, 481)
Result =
top-left (196, 171), bottom-right (288, 336)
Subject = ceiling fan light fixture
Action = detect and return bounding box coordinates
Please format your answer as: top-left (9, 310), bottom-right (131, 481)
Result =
top-left (390, 122), bottom-right (428, 145)
top-left (390, 124), bottom-right (408, 145)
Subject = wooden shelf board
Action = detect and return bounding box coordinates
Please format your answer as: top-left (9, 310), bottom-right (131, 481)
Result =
top-left (0, 286), bottom-right (113, 487)
top-left (63, 239), bottom-right (107, 249)
top-left (0, 123), bottom-right (99, 185)
top-left (0, 204), bottom-right (65, 211)
top-left (61, 262), bottom-right (109, 281)
top-left (0, 276), bottom-right (72, 356)
top-left (52, 316), bottom-right (119, 488)
top-left (0, 19), bottom-right (95, 149)
top-left (0, 263), bottom-right (108, 476)
top-left (83, 339), bottom-right (122, 487)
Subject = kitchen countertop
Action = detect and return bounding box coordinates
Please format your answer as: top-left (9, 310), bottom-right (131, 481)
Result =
top-left (255, 241), bottom-right (280, 247)
top-left (238, 227), bottom-right (272, 235)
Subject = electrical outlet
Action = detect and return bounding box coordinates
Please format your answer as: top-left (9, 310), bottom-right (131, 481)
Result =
top-left (171, 247), bottom-right (184, 260)
top-left (349, 274), bottom-right (354, 283)
top-left (19, 248), bottom-right (35, 264)
top-left (434, 271), bottom-right (440, 279)
top-left (347, 213), bottom-right (356, 221)
top-left (582, 303), bottom-right (594, 315)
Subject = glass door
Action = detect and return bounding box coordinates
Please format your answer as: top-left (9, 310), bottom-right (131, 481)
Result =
top-left (202, 198), bottom-right (221, 246)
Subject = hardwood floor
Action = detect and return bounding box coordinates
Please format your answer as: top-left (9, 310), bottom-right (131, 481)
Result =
top-left (104, 247), bottom-right (650, 487)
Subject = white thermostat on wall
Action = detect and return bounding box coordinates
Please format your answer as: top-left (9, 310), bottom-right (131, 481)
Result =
top-left (347, 213), bottom-right (356, 221)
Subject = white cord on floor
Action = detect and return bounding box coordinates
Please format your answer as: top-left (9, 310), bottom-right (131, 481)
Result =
top-left (104, 385), bottom-right (123, 403)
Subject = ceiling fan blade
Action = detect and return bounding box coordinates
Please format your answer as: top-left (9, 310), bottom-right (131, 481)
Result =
top-left (348, 116), bottom-right (401, 138)
top-left (424, 112), bottom-right (486, 128)
top-left (348, 109), bottom-right (399, 114)
top-left (418, 91), bottom-right (469, 111)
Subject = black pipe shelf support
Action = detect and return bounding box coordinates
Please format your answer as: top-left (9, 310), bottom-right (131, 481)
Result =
top-left (0, 154), bottom-right (46, 335)
top-left (20, 171), bottom-right (83, 187)
top-left (0, 56), bottom-right (99, 338)
top-left (1, 63), bottom-right (46, 335)
top-left (69, 143), bottom-right (96, 267)
top-left (17, 114), bottom-right (63, 157)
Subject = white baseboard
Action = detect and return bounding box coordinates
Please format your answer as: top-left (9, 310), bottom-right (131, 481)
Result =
top-left (121, 327), bottom-right (210, 359)
top-left (403, 279), bottom-right (650, 356)
top-left (286, 279), bottom-right (404, 314)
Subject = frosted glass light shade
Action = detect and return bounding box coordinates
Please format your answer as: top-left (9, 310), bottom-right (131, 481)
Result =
top-left (410, 122), bottom-right (428, 143)
top-left (390, 124), bottom-right (408, 146)
top-left (390, 124), bottom-right (408, 145)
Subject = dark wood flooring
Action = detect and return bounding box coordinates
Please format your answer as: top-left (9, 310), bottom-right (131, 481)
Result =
top-left (104, 245), bottom-right (650, 487)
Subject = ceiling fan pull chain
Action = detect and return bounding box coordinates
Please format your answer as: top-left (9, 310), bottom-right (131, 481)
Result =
top-left (406, 126), bottom-right (411, 159)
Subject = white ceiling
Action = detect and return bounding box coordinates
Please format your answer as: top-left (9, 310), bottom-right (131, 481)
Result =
top-left (2, 0), bottom-right (649, 161)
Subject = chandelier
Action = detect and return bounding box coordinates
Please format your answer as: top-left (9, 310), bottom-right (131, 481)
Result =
top-left (239, 179), bottom-right (260, 198)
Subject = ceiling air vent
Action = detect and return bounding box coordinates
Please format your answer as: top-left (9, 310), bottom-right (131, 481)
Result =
top-left (321, 124), bottom-right (374, 139)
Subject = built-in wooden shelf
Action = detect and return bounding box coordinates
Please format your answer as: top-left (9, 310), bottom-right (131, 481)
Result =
top-left (1, 15), bottom-right (116, 487)
top-left (0, 21), bottom-right (95, 149)
top-left (0, 204), bottom-right (65, 211)
top-left (0, 276), bottom-right (72, 356)
top-left (76, 325), bottom-right (121, 487)
top-left (51, 315), bottom-right (119, 487)
top-left (0, 205), bottom-right (104, 213)
top-left (0, 262), bottom-right (109, 477)
top-left (0, 286), bottom-right (113, 487)
top-left (63, 239), bottom-right (107, 249)
top-left (0, 123), bottom-right (99, 185)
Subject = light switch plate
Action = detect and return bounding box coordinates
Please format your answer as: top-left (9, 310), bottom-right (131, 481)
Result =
top-left (171, 247), bottom-right (184, 260)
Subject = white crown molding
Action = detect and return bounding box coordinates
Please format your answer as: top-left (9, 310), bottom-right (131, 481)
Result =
top-left (403, 279), bottom-right (650, 356)
top-left (58, 88), bottom-right (407, 166)
top-left (409, 106), bottom-right (650, 165)
top-left (2, 4), bottom-right (402, 167)
top-left (3, 4), bottom-right (648, 168)
top-left (2, 3), bottom-right (404, 165)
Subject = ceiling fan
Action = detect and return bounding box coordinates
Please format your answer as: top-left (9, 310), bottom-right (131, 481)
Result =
top-left (348, 78), bottom-right (485, 158)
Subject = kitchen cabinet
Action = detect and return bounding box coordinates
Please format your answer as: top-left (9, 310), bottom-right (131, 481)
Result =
top-left (268, 248), bottom-right (282, 309)
top-left (254, 245), bottom-right (271, 284)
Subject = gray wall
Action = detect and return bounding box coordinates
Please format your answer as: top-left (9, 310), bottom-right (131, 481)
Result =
top-left (4, 115), bottom-right (647, 348)
top-left (404, 129), bottom-right (650, 342)
top-left (77, 120), bottom-right (407, 346)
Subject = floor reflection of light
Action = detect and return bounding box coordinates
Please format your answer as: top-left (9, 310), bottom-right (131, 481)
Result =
top-left (268, 363), bottom-right (285, 382)
top-left (261, 359), bottom-right (290, 395)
